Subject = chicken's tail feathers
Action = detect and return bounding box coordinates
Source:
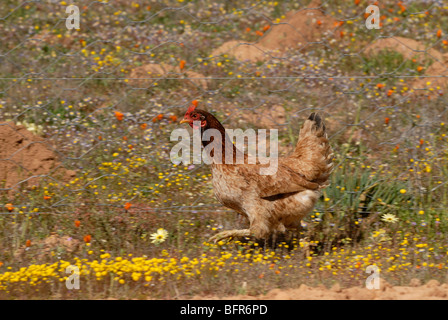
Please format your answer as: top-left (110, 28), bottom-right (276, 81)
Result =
top-left (302, 112), bottom-right (327, 139)
top-left (294, 112), bottom-right (334, 187)
top-left (308, 112), bottom-right (326, 133)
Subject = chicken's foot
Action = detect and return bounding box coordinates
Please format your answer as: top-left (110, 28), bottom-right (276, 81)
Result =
top-left (209, 229), bottom-right (251, 243)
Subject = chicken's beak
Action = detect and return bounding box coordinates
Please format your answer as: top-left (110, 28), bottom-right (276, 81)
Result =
top-left (179, 119), bottom-right (189, 124)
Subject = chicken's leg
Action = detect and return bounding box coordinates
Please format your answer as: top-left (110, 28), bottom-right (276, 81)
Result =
top-left (209, 229), bottom-right (251, 243)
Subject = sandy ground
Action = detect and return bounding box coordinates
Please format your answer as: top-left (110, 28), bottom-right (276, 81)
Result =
top-left (193, 280), bottom-right (448, 300)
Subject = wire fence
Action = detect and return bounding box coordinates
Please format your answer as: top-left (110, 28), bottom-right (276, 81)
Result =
top-left (1, 0), bottom-right (448, 220)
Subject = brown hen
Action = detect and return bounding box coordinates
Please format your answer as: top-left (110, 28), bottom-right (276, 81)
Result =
top-left (180, 102), bottom-right (334, 243)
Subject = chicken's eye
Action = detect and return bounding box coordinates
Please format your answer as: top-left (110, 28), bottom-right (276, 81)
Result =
top-left (192, 114), bottom-right (198, 119)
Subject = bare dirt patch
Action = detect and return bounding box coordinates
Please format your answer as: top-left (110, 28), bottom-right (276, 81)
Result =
top-left (14, 233), bottom-right (80, 261)
top-left (211, 0), bottom-right (338, 62)
top-left (363, 36), bottom-right (448, 94)
top-left (0, 122), bottom-right (75, 198)
top-left (363, 36), bottom-right (444, 63)
top-left (410, 53), bottom-right (448, 93)
top-left (192, 280), bottom-right (448, 300)
top-left (128, 63), bottom-right (208, 89)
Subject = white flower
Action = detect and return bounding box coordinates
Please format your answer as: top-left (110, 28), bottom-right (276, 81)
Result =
top-left (150, 228), bottom-right (168, 244)
top-left (381, 213), bottom-right (398, 224)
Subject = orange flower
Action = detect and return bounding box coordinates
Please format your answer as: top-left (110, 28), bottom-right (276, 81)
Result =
top-left (123, 136), bottom-right (128, 141)
top-left (387, 89), bottom-right (394, 96)
top-left (340, 30), bottom-right (345, 38)
top-left (443, 40), bottom-right (448, 46)
top-left (98, 135), bottom-right (103, 140)
top-left (316, 20), bottom-right (322, 26)
top-left (128, 144), bottom-right (133, 149)
top-left (416, 114), bottom-right (420, 119)
top-left (419, 139), bottom-right (424, 145)
top-left (5, 203), bottom-right (13, 212)
top-left (417, 66), bottom-right (424, 72)
top-left (169, 115), bottom-right (177, 122)
top-left (44, 196), bottom-right (51, 200)
top-left (354, 0), bottom-right (360, 5)
top-left (385, 117), bottom-right (389, 125)
top-left (179, 60), bottom-right (186, 71)
top-left (83, 235), bottom-right (91, 243)
top-left (262, 25), bottom-right (270, 32)
top-left (0, 262), bottom-right (3, 268)
top-left (255, 30), bottom-right (264, 36)
top-left (191, 100), bottom-right (198, 107)
top-left (376, 83), bottom-right (385, 89)
top-left (398, 2), bottom-right (406, 12)
top-left (152, 114), bottom-right (164, 123)
top-left (75, 220), bottom-right (81, 228)
top-left (245, 27), bottom-right (251, 33)
top-left (437, 29), bottom-right (442, 38)
top-left (114, 111), bottom-right (124, 121)
top-left (275, 270), bottom-right (281, 274)
top-left (26, 240), bottom-right (31, 247)
top-left (140, 123), bottom-right (147, 130)
top-left (124, 202), bottom-right (132, 210)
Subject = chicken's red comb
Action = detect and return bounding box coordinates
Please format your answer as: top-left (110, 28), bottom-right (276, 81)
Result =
top-left (186, 100), bottom-right (198, 113)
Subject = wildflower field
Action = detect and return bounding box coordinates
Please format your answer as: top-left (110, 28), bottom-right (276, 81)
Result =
top-left (1, 0), bottom-right (448, 299)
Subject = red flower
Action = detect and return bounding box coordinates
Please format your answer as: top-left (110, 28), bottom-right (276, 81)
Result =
top-left (84, 235), bottom-right (91, 243)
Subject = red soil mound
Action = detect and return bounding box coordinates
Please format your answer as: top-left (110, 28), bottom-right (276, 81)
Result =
top-left (0, 122), bottom-right (75, 198)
